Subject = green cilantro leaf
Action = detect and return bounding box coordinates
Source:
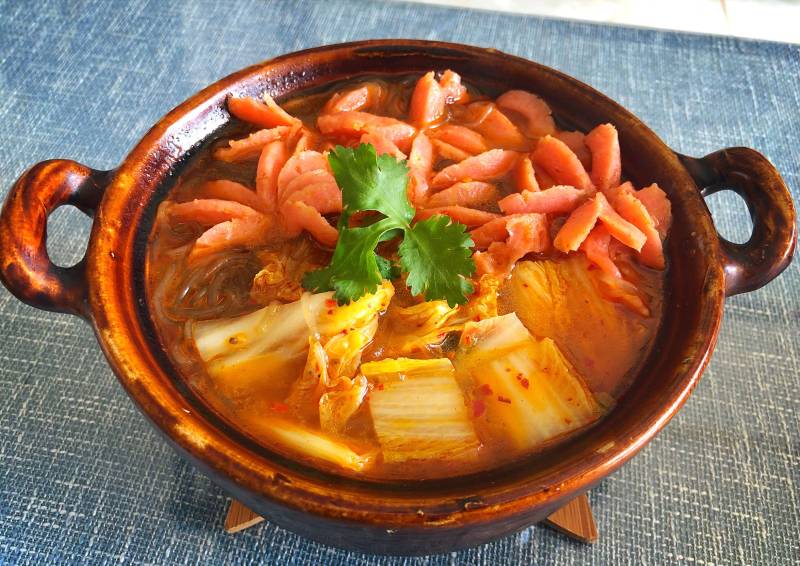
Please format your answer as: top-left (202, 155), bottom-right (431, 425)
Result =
top-left (303, 143), bottom-right (476, 305)
top-left (300, 266), bottom-right (334, 294)
top-left (375, 254), bottom-right (400, 280)
top-left (301, 218), bottom-right (401, 304)
top-left (328, 144), bottom-right (415, 224)
top-left (399, 215), bottom-right (476, 307)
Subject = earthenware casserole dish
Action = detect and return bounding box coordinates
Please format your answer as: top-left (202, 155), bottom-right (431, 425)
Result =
top-left (0, 40), bottom-right (795, 555)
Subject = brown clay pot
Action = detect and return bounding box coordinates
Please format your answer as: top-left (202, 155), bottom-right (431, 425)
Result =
top-left (0, 40), bottom-right (795, 555)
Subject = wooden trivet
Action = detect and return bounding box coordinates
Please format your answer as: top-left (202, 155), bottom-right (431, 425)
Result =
top-left (224, 499), bottom-right (266, 534)
top-left (541, 493), bottom-right (597, 543)
top-left (224, 492), bottom-right (597, 543)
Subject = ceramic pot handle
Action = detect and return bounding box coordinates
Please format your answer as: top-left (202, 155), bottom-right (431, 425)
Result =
top-left (0, 160), bottom-right (108, 318)
top-left (678, 148), bottom-right (797, 296)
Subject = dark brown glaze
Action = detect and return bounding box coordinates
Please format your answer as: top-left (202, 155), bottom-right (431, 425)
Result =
top-left (0, 41), bottom-right (795, 554)
top-left (678, 148), bottom-right (797, 296)
top-left (0, 159), bottom-right (108, 317)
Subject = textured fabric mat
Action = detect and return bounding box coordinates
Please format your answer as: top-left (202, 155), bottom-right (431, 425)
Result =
top-left (0, 0), bottom-right (798, 564)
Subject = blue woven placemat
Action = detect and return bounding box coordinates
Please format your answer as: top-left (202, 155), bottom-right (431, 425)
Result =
top-left (1, 1), bottom-right (798, 564)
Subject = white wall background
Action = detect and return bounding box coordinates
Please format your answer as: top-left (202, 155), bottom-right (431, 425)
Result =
top-left (390, 0), bottom-right (800, 43)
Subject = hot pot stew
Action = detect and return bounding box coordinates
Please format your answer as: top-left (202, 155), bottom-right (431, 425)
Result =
top-left (146, 71), bottom-right (672, 480)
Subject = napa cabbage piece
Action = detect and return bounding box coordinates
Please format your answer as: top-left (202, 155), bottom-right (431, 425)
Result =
top-left (392, 301), bottom-right (458, 335)
top-left (381, 300), bottom-right (459, 355)
top-left (192, 282), bottom-right (394, 394)
top-left (319, 374), bottom-right (369, 435)
top-left (285, 338), bottom-right (330, 421)
top-left (255, 416), bottom-right (373, 472)
top-left (314, 281), bottom-right (393, 337)
top-left (447, 274), bottom-right (501, 324)
top-left (361, 358), bottom-right (481, 463)
top-left (509, 257), bottom-right (652, 394)
top-left (285, 281), bottom-right (393, 425)
top-left (377, 275), bottom-right (501, 356)
top-left (455, 313), bottom-right (601, 452)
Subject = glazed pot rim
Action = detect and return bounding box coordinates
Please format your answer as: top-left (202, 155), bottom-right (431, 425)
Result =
top-left (84, 39), bottom-right (726, 526)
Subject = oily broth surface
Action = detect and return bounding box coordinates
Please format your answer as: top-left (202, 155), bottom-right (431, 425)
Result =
top-left (146, 74), bottom-right (664, 479)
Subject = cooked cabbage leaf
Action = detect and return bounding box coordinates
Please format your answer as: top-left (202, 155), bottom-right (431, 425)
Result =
top-left (319, 374), bottom-right (369, 435)
top-left (376, 274), bottom-right (501, 357)
top-left (455, 313), bottom-right (602, 451)
top-left (362, 357), bottom-right (481, 463)
top-left (510, 257), bottom-right (652, 394)
top-left (192, 282), bottom-right (394, 392)
top-left (255, 417), bottom-right (373, 471)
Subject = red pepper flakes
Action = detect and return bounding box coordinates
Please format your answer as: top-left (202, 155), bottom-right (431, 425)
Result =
top-left (519, 378), bottom-right (530, 389)
top-left (376, 383), bottom-right (385, 391)
top-left (325, 299), bottom-right (337, 307)
top-left (270, 401), bottom-right (289, 413)
top-left (327, 309), bottom-right (334, 315)
top-left (497, 395), bottom-right (512, 404)
top-left (472, 399), bottom-right (486, 418)
top-left (478, 383), bottom-right (493, 396)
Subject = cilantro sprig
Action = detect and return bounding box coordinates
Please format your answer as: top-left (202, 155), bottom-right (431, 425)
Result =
top-left (302, 144), bottom-right (475, 306)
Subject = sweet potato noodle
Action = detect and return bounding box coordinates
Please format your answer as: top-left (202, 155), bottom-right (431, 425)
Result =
top-left (146, 71), bottom-right (672, 479)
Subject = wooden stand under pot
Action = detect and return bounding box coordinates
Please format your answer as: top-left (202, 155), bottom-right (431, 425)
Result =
top-left (224, 494), bottom-right (598, 543)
